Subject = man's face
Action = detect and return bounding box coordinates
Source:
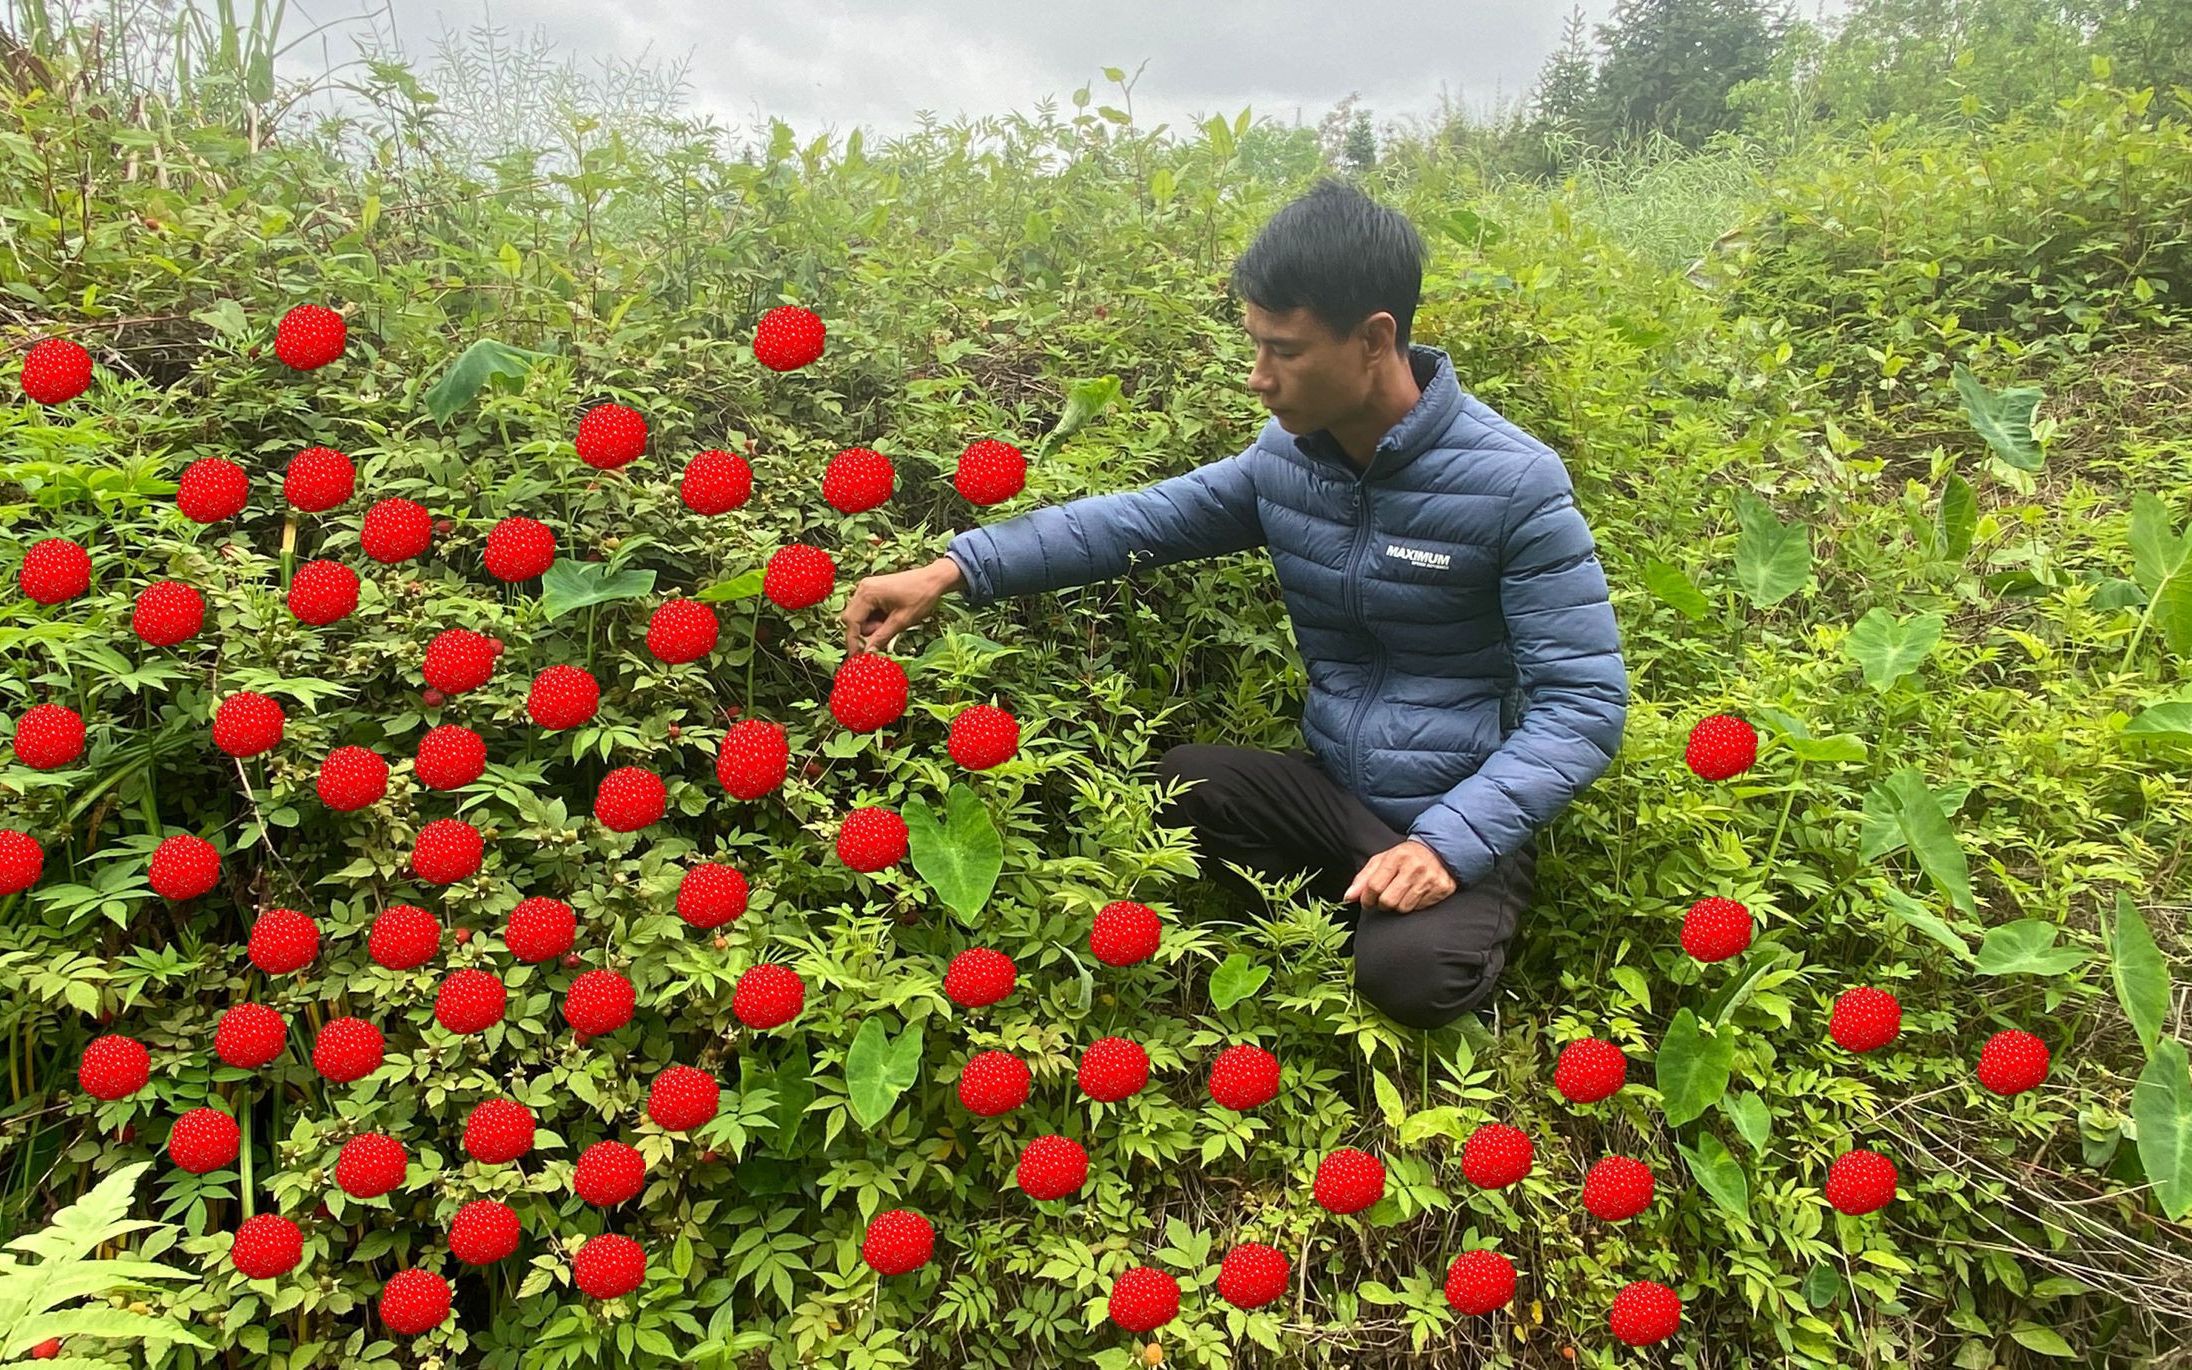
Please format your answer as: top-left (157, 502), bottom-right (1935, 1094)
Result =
top-left (1241, 301), bottom-right (1377, 434)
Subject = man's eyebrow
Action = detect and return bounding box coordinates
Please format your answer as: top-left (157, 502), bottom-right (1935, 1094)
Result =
top-left (1245, 327), bottom-right (1305, 346)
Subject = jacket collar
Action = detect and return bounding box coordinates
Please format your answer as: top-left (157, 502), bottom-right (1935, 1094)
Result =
top-left (1281, 344), bottom-right (1460, 481)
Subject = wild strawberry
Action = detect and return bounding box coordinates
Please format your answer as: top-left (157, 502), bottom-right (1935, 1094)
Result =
top-left (646, 598), bottom-right (718, 663)
top-left (335, 1132), bottom-right (407, 1198)
top-left (1313, 1147), bottom-right (1387, 1214)
top-left (435, 968), bottom-right (506, 1034)
top-left (1015, 1134), bottom-right (1088, 1200)
top-left (484, 515), bottom-right (556, 581)
top-left (422, 627), bottom-right (496, 694)
top-left (1078, 1037), bottom-right (1149, 1103)
top-left (312, 1016), bottom-right (384, 1083)
top-left (647, 1065), bottom-right (720, 1131)
top-left (1824, 1147), bottom-right (1897, 1215)
top-left (369, 904), bottom-right (442, 970)
top-left (360, 498), bottom-right (432, 563)
top-left (1685, 713), bottom-right (1757, 780)
top-left (287, 558), bottom-right (359, 624)
top-left (1552, 1036), bottom-right (1627, 1103)
top-left (954, 438), bottom-right (1026, 505)
top-left (957, 1050), bottom-right (1030, 1117)
top-left (1089, 900), bottom-right (1160, 966)
top-left (0, 829), bottom-right (46, 896)
top-left (947, 704), bottom-right (1019, 770)
top-left (762, 543), bottom-right (835, 610)
top-left (944, 947), bottom-right (1016, 1008)
top-left (212, 690), bottom-right (284, 758)
top-left (1460, 1123), bottom-right (1533, 1190)
top-left (575, 402), bottom-right (647, 470)
top-left (415, 724), bottom-right (486, 790)
top-left (11, 703), bottom-right (85, 769)
top-left (19, 537), bottom-right (91, 605)
top-left (132, 580), bottom-right (204, 645)
top-left (836, 807), bottom-right (907, 872)
top-left (828, 653), bottom-right (907, 732)
top-left (594, 766), bottom-right (665, 832)
top-left (1829, 986), bottom-right (1902, 1053)
top-left (1444, 1249), bottom-right (1517, 1315)
top-left (148, 833), bottom-right (221, 901)
top-left (716, 719), bottom-right (789, 799)
top-left (273, 304), bottom-right (346, 371)
top-left (732, 963), bottom-right (805, 1029)
top-left (680, 449), bottom-right (753, 513)
top-left (29, 1336), bottom-right (59, 1358)
top-left (168, 1106), bottom-right (241, 1173)
top-left (1608, 1279), bottom-right (1682, 1346)
top-left (1106, 1266), bottom-right (1179, 1334)
top-left (411, 818), bottom-right (483, 884)
top-left (823, 447), bottom-right (894, 513)
top-left (1216, 1242), bottom-right (1290, 1310)
top-left (1976, 1028), bottom-right (2050, 1096)
top-left (753, 305), bottom-right (825, 371)
top-left (248, 906), bottom-right (319, 973)
top-left (284, 447), bottom-right (355, 511)
top-left (377, 1268), bottom-right (451, 1336)
top-left (861, 1209), bottom-right (933, 1275)
top-left (1681, 896), bottom-right (1752, 962)
top-left (449, 1198), bottom-right (521, 1265)
top-left (572, 1233), bottom-right (645, 1299)
top-left (1208, 1044), bottom-right (1280, 1111)
top-left (675, 863), bottom-right (749, 929)
top-left (176, 457), bottom-right (249, 523)
top-left (1581, 1155), bottom-right (1655, 1221)
top-left (316, 744), bottom-right (387, 810)
top-left (20, 336), bottom-right (93, 403)
top-left (78, 1034), bottom-right (150, 1100)
top-left (527, 665), bottom-right (600, 730)
top-left (573, 1139), bottom-right (645, 1206)
top-left (505, 896), bottom-right (575, 962)
top-left (215, 1003), bottom-right (288, 1069)
top-left (230, 1213), bottom-right (303, 1279)
top-left (564, 968), bottom-right (635, 1036)
top-left (463, 1098), bottom-right (536, 1164)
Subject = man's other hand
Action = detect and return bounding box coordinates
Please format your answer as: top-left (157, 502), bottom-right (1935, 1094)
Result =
top-left (1343, 838), bottom-right (1457, 913)
top-left (842, 556), bottom-right (965, 654)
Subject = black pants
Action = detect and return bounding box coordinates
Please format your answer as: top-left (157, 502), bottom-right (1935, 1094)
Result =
top-left (1155, 743), bottom-right (1537, 1030)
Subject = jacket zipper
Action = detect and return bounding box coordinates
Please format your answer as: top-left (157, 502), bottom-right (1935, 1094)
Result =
top-left (1340, 474), bottom-right (1387, 794)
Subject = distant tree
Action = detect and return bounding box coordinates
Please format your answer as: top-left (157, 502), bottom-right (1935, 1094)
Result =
top-left (1344, 109), bottom-right (1378, 169)
top-left (1531, 5), bottom-right (1599, 130)
top-left (1591, 0), bottom-right (1793, 147)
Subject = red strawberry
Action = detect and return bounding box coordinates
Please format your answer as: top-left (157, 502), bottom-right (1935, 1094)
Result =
top-left (675, 863), bottom-right (749, 929)
top-left (334, 1131), bottom-right (407, 1198)
top-left (1313, 1147), bottom-right (1387, 1215)
top-left (284, 447), bottom-right (355, 511)
top-left (956, 1050), bottom-right (1030, 1117)
top-left (273, 304), bottom-right (346, 371)
top-left (1552, 1036), bottom-right (1628, 1103)
top-left (411, 818), bottom-right (484, 884)
top-left (316, 744), bottom-right (387, 810)
top-left (435, 968), bottom-right (506, 1034)
top-left (762, 543), bottom-right (836, 610)
top-left (575, 402), bottom-right (647, 470)
top-left (1089, 900), bottom-right (1160, 966)
top-left (1581, 1155), bottom-right (1655, 1221)
top-left (78, 1034), bottom-right (150, 1100)
top-left (1608, 1279), bottom-right (1682, 1346)
top-left (1208, 1044), bottom-right (1280, 1112)
top-left (287, 558), bottom-right (359, 624)
top-left (861, 1209), bottom-right (933, 1276)
top-left (1976, 1028), bottom-right (2049, 1096)
top-left (946, 704), bottom-right (1019, 770)
top-left (484, 515), bottom-right (556, 581)
top-left (564, 968), bottom-right (635, 1036)
top-left (230, 1213), bottom-right (303, 1279)
top-left (369, 904), bottom-right (442, 970)
top-left (527, 665), bottom-right (600, 730)
top-left (1216, 1242), bottom-right (1290, 1310)
top-left (716, 719), bottom-right (789, 799)
top-left (176, 457), bottom-right (249, 523)
top-left (415, 724), bottom-right (486, 790)
top-left (312, 1016), bottom-right (384, 1083)
top-left (1078, 1036), bottom-right (1149, 1103)
top-left (1824, 1147), bottom-right (1897, 1215)
top-left (680, 449), bottom-right (753, 514)
top-left (573, 1139), bottom-right (645, 1206)
top-left (377, 1268), bottom-right (451, 1336)
top-left (828, 653), bottom-right (907, 733)
top-left (572, 1233), bottom-right (645, 1299)
top-left (1681, 896), bottom-right (1752, 962)
top-left (248, 906), bottom-right (319, 973)
top-left (1829, 986), bottom-right (1902, 1053)
top-left (214, 1003), bottom-right (288, 1069)
top-left (505, 896), bottom-right (575, 962)
top-left (212, 690), bottom-right (284, 758)
top-left (449, 1198), bottom-right (520, 1265)
top-left (11, 703), bottom-right (85, 770)
top-left (29, 1339), bottom-right (57, 1358)
top-left (1460, 1123), bottom-right (1533, 1190)
top-left (1685, 713), bottom-right (1757, 780)
top-left (132, 580), bottom-right (205, 646)
top-left (646, 598), bottom-right (718, 664)
top-left (823, 447), bottom-right (894, 513)
top-left (954, 438), bottom-right (1026, 505)
top-left (647, 1065), bottom-right (720, 1132)
top-left (168, 1106), bottom-right (241, 1173)
top-left (20, 336), bottom-right (93, 403)
top-left (1444, 1249), bottom-right (1517, 1316)
top-left (19, 537), bottom-right (91, 605)
top-left (836, 806), bottom-right (907, 872)
top-left (752, 305), bottom-right (826, 371)
top-left (594, 766), bottom-right (665, 832)
top-left (463, 1098), bottom-right (536, 1164)
top-left (732, 963), bottom-right (805, 1030)
top-left (1106, 1266), bottom-right (1179, 1334)
top-left (422, 627), bottom-right (497, 694)
top-left (943, 947), bottom-right (1016, 1008)
top-left (148, 833), bottom-right (221, 901)
top-left (360, 498), bottom-right (432, 564)
top-left (1015, 1134), bottom-right (1088, 1200)
top-left (0, 829), bottom-right (46, 896)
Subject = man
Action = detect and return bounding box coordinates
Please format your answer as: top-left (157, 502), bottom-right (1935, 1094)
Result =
top-left (841, 177), bottom-right (1628, 1031)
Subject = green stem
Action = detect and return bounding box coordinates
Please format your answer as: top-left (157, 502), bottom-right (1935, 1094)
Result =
top-left (1759, 760), bottom-right (1805, 879)
top-left (238, 1086), bottom-right (255, 1220)
top-left (745, 608), bottom-right (759, 707)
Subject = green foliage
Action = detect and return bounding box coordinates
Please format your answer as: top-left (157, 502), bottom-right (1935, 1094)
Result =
top-left (0, 1160), bottom-right (209, 1361)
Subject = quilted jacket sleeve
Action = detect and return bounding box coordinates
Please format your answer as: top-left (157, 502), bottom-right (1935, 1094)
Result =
top-left (943, 449), bottom-right (1265, 607)
top-left (1404, 456), bottom-right (1628, 889)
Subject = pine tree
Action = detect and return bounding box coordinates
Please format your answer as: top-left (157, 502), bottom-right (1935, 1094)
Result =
top-left (1531, 5), bottom-right (1599, 129)
top-left (1591, 0), bottom-right (1792, 147)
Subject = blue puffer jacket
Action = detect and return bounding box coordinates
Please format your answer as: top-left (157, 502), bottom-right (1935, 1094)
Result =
top-left (944, 343), bottom-right (1629, 890)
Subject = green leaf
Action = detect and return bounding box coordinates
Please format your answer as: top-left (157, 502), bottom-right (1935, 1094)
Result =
top-left (422, 337), bottom-right (547, 425)
top-left (2125, 702), bottom-right (2192, 738)
top-left (1371, 1070), bottom-right (1406, 1130)
top-left (1881, 887), bottom-right (1977, 964)
top-left (1784, 733), bottom-right (1867, 764)
top-left (1878, 768), bottom-right (1975, 915)
top-left (1843, 607), bottom-right (1944, 692)
top-left (2133, 1039), bottom-right (2192, 1220)
top-left (1642, 557), bottom-right (1710, 620)
top-left (1208, 952), bottom-right (1270, 1010)
top-left (1973, 920), bottom-right (2090, 978)
top-left (2109, 892), bottom-right (2170, 1056)
top-left (1732, 489), bottom-right (1813, 608)
top-left (844, 1016), bottom-right (923, 1131)
top-left (1656, 1008), bottom-right (1734, 1128)
top-left (537, 560), bottom-right (656, 622)
top-left (1609, 963), bottom-right (1651, 1012)
top-left (1721, 1092), bottom-right (1772, 1154)
top-left (1938, 474), bottom-right (1977, 560)
top-left (1676, 1132), bottom-right (1750, 1221)
top-left (1952, 363), bottom-right (2046, 471)
top-left (2127, 493), bottom-right (2192, 658)
top-left (697, 568), bottom-right (766, 603)
top-left (191, 298), bottom-right (250, 340)
top-left (1036, 376), bottom-right (1124, 458)
top-left (902, 785), bottom-right (1002, 919)
top-left (1861, 779), bottom-right (1973, 862)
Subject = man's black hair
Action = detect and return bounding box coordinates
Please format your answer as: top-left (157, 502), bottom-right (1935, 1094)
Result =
top-left (1229, 176), bottom-right (1430, 357)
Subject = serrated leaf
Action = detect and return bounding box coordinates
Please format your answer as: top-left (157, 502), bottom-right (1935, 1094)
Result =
top-left (422, 337), bottom-right (547, 425)
top-left (537, 560), bottom-right (656, 622)
top-left (902, 785), bottom-right (1002, 919)
top-left (1642, 557), bottom-right (1710, 620)
top-left (1843, 607), bottom-right (1944, 692)
top-left (1656, 1008), bottom-right (1733, 1128)
top-left (1676, 1132), bottom-right (1750, 1221)
top-left (1208, 952), bottom-right (1269, 1010)
top-left (2109, 892), bottom-right (2169, 1056)
top-left (1953, 363), bottom-right (2046, 471)
top-left (1973, 919), bottom-right (2089, 977)
top-left (1732, 489), bottom-right (1813, 608)
top-left (2133, 1040), bottom-right (2192, 1220)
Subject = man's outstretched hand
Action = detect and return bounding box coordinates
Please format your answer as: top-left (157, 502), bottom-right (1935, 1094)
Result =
top-left (842, 555), bottom-right (965, 654)
top-left (1344, 839), bottom-right (1457, 914)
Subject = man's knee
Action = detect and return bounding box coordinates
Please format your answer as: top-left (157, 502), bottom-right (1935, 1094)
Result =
top-left (1155, 744), bottom-right (1240, 827)
top-left (1353, 936), bottom-right (1503, 1031)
